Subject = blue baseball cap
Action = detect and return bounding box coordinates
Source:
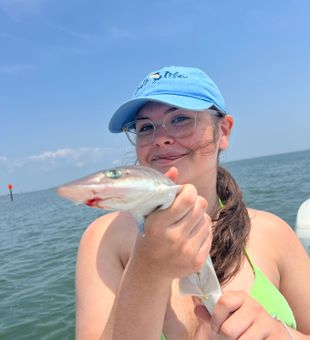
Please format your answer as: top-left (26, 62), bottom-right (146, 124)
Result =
top-left (109, 66), bottom-right (227, 133)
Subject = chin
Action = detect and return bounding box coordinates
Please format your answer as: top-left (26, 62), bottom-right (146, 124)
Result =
top-left (150, 163), bottom-right (173, 177)
top-left (175, 173), bottom-right (193, 185)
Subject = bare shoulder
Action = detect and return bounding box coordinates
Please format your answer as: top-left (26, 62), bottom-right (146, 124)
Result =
top-left (82, 210), bottom-right (137, 238)
top-left (80, 211), bottom-right (137, 251)
top-left (78, 211), bottom-right (138, 271)
top-left (248, 207), bottom-right (292, 231)
top-left (247, 208), bottom-right (303, 254)
top-left (247, 207), bottom-right (309, 283)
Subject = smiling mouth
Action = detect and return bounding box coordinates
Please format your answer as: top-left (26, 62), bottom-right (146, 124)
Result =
top-left (151, 153), bottom-right (189, 161)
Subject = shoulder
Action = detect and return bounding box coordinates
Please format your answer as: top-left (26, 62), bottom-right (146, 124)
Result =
top-left (247, 208), bottom-right (308, 267)
top-left (78, 211), bottom-right (138, 268)
top-left (248, 208), bottom-right (296, 245)
top-left (81, 210), bottom-right (137, 245)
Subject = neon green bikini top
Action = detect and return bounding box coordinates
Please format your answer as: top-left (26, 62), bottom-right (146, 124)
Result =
top-left (160, 251), bottom-right (296, 340)
top-left (245, 250), bottom-right (296, 329)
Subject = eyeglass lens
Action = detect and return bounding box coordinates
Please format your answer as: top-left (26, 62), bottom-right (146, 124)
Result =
top-left (124, 110), bottom-right (197, 146)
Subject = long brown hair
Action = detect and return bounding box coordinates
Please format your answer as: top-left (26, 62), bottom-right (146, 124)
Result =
top-left (207, 109), bottom-right (251, 285)
top-left (212, 165), bottom-right (251, 285)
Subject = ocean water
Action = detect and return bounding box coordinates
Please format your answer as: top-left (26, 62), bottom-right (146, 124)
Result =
top-left (0, 149), bottom-right (309, 339)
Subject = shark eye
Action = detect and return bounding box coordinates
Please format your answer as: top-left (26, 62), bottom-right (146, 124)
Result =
top-left (105, 169), bottom-right (122, 179)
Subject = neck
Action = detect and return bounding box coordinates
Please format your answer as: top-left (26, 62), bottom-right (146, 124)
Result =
top-left (195, 174), bottom-right (219, 219)
top-left (209, 196), bottom-right (220, 220)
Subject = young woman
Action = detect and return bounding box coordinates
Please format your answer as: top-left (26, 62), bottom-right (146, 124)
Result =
top-left (75, 66), bottom-right (310, 339)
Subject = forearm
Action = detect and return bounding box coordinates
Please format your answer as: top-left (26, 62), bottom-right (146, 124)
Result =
top-left (101, 255), bottom-right (172, 340)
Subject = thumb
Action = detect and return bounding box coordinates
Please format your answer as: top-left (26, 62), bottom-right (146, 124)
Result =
top-left (164, 166), bottom-right (179, 182)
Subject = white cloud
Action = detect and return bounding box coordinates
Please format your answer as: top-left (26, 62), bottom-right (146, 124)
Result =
top-left (28, 148), bottom-right (74, 161)
top-left (26, 147), bottom-right (115, 169)
top-left (0, 147), bottom-right (128, 175)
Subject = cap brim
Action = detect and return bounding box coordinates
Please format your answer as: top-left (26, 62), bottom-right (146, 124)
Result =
top-left (109, 94), bottom-right (214, 133)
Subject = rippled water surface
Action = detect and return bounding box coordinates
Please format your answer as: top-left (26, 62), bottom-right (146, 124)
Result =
top-left (0, 150), bottom-right (309, 339)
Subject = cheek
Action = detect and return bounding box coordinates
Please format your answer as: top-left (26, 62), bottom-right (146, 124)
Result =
top-left (186, 126), bottom-right (218, 154)
top-left (136, 146), bottom-right (149, 166)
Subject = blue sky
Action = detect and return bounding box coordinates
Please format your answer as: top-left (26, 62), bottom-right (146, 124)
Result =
top-left (0, 0), bottom-right (309, 194)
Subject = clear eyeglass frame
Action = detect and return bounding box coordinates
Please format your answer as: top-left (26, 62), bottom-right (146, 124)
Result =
top-left (122, 108), bottom-right (225, 147)
top-left (123, 110), bottom-right (198, 146)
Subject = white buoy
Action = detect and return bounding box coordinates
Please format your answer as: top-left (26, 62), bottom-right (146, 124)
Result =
top-left (295, 198), bottom-right (310, 256)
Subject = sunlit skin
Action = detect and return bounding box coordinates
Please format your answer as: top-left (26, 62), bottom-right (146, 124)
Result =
top-left (136, 102), bottom-right (233, 219)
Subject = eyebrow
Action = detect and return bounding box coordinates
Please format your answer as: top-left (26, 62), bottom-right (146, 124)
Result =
top-left (136, 107), bottom-right (179, 120)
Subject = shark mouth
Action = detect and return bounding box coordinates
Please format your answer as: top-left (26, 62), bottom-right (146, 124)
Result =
top-left (85, 197), bottom-right (103, 207)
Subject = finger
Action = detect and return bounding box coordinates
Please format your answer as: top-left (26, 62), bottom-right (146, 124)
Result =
top-left (195, 221), bottom-right (213, 265)
top-left (177, 222), bottom-right (212, 273)
top-left (186, 210), bottom-right (212, 240)
top-left (145, 184), bottom-right (197, 231)
top-left (187, 213), bottom-right (212, 255)
top-left (238, 309), bottom-right (281, 340)
top-left (167, 199), bottom-right (210, 260)
top-left (237, 318), bottom-right (270, 340)
top-left (173, 201), bottom-right (211, 270)
top-left (175, 194), bottom-right (209, 237)
top-left (211, 291), bottom-right (246, 334)
top-left (165, 184), bottom-right (199, 224)
top-left (164, 166), bottom-right (179, 182)
top-left (216, 303), bottom-right (255, 339)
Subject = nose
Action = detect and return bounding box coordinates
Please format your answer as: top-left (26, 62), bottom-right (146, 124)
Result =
top-left (153, 125), bottom-right (174, 146)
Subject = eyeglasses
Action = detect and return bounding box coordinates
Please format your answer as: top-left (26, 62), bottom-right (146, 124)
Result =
top-left (123, 110), bottom-right (197, 146)
top-left (123, 109), bottom-right (224, 146)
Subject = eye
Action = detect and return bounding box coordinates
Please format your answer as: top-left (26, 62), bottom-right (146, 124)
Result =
top-left (105, 169), bottom-right (122, 179)
top-left (136, 122), bottom-right (154, 135)
top-left (171, 114), bottom-right (193, 125)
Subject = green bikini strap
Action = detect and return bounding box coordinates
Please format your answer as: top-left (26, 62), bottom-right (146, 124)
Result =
top-left (243, 249), bottom-right (256, 273)
top-left (218, 197), bottom-right (225, 209)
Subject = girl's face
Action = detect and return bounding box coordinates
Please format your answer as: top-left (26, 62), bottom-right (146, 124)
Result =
top-left (135, 102), bottom-right (233, 188)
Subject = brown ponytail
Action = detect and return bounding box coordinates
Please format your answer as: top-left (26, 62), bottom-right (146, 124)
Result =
top-left (211, 166), bottom-right (251, 285)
